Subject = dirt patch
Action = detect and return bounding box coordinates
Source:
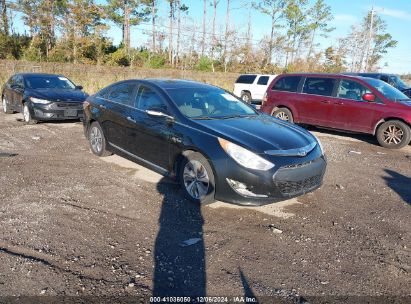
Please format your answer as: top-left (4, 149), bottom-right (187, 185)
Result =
top-left (0, 112), bottom-right (410, 299)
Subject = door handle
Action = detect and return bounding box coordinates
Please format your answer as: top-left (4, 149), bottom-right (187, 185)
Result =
top-left (333, 101), bottom-right (344, 105)
top-left (127, 116), bottom-right (136, 123)
top-left (320, 100), bottom-right (330, 104)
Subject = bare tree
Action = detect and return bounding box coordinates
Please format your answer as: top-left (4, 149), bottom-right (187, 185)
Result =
top-left (168, 0), bottom-right (175, 65)
top-left (253, 0), bottom-right (287, 65)
top-left (211, 0), bottom-right (220, 72)
top-left (1, 0), bottom-right (9, 35)
top-left (223, 0), bottom-right (230, 72)
top-left (201, 0), bottom-right (206, 57)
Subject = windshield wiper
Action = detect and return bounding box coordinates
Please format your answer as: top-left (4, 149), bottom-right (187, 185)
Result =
top-left (193, 116), bottom-right (218, 120)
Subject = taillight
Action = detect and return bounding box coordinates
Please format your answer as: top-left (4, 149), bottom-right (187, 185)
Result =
top-left (262, 92), bottom-right (268, 107)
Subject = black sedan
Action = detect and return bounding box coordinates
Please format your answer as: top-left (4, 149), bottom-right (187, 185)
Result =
top-left (83, 79), bottom-right (326, 205)
top-left (1, 73), bottom-right (88, 124)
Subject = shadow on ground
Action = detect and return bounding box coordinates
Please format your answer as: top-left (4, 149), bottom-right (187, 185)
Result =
top-left (153, 178), bottom-right (206, 296)
top-left (383, 169), bottom-right (411, 205)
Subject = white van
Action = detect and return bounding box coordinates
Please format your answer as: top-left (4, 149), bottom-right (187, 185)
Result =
top-left (233, 74), bottom-right (277, 103)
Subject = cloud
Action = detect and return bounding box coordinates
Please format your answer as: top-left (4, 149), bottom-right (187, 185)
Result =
top-left (374, 6), bottom-right (411, 20)
top-left (334, 14), bottom-right (358, 24)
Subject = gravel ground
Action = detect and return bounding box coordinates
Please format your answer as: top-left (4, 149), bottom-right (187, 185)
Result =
top-left (0, 111), bottom-right (410, 302)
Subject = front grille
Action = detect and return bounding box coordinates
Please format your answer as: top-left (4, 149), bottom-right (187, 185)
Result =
top-left (56, 103), bottom-right (82, 107)
top-left (282, 159), bottom-right (315, 169)
top-left (276, 174), bottom-right (322, 196)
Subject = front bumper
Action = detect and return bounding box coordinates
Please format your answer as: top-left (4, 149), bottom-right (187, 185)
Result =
top-left (30, 102), bottom-right (84, 120)
top-left (214, 151), bottom-right (327, 206)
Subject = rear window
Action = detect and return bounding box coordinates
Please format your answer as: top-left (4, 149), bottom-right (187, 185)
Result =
top-left (257, 76), bottom-right (269, 85)
top-left (272, 76), bottom-right (301, 92)
top-left (302, 77), bottom-right (336, 96)
top-left (236, 75), bottom-right (257, 84)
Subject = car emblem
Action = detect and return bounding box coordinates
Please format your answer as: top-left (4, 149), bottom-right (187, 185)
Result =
top-left (297, 149), bottom-right (308, 157)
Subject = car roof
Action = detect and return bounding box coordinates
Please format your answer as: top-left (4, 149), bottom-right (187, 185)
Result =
top-left (141, 78), bottom-right (218, 90)
top-left (238, 73), bottom-right (276, 77)
top-left (14, 73), bottom-right (66, 78)
top-left (275, 73), bottom-right (378, 80)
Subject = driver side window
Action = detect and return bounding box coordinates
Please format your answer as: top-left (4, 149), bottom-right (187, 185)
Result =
top-left (337, 80), bottom-right (371, 102)
top-left (136, 86), bottom-right (168, 112)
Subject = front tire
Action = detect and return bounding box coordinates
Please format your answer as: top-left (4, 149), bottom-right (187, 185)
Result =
top-left (179, 152), bottom-right (216, 205)
top-left (272, 107), bottom-right (294, 123)
top-left (23, 103), bottom-right (37, 124)
top-left (2, 96), bottom-right (13, 114)
top-left (88, 122), bottom-right (111, 157)
top-left (376, 120), bottom-right (411, 149)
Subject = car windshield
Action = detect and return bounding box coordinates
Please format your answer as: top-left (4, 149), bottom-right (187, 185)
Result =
top-left (25, 75), bottom-right (76, 90)
top-left (389, 75), bottom-right (409, 90)
top-left (166, 87), bottom-right (258, 119)
top-left (363, 78), bottom-right (410, 101)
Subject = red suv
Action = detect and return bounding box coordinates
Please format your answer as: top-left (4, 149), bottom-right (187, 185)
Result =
top-left (261, 73), bottom-right (411, 149)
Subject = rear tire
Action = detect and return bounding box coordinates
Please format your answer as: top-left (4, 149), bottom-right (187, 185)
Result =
top-left (88, 122), bottom-right (112, 157)
top-left (179, 152), bottom-right (216, 205)
top-left (376, 120), bottom-right (411, 149)
top-left (272, 107), bottom-right (294, 123)
top-left (23, 103), bottom-right (37, 124)
top-left (2, 96), bottom-right (13, 114)
top-left (241, 92), bottom-right (252, 104)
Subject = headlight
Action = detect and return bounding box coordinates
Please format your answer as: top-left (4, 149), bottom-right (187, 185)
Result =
top-left (218, 138), bottom-right (275, 171)
top-left (29, 97), bottom-right (51, 104)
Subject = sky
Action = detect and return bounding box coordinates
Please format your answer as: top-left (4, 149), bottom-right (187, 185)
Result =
top-left (12, 0), bottom-right (411, 74)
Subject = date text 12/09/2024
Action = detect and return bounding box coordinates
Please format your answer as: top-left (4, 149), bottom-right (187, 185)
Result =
top-left (149, 296), bottom-right (257, 303)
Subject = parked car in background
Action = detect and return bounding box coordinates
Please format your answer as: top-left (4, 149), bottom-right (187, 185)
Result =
top-left (233, 74), bottom-right (277, 103)
top-left (1, 73), bottom-right (87, 124)
top-left (83, 79), bottom-right (326, 205)
top-left (261, 73), bottom-right (411, 149)
top-left (345, 73), bottom-right (411, 98)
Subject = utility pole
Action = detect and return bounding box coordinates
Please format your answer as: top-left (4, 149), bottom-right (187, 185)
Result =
top-left (364, 6), bottom-right (374, 72)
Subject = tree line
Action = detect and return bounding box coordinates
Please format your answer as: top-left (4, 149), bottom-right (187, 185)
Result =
top-left (0, 0), bottom-right (398, 73)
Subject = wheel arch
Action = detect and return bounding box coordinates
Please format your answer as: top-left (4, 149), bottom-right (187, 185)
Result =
top-left (270, 105), bottom-right (297, 120)
top-left (172, 148), bottom-right (218, 191)
top-left (373, 117), bottom-right (411, 135)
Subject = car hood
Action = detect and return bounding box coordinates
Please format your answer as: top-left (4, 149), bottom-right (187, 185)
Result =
top-left (193, 115), bottom-right (317, 154)
top-left (26, 88), bottom-right (88, 102)
top-left (399, 100), bottom-right (411, 107)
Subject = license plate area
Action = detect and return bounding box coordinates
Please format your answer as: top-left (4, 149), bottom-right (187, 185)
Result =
top-left (64, 109), bottom-right (77, 117)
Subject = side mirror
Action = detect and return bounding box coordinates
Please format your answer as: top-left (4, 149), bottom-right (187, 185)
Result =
top-left (362, 93), bottom-right (376, 102)
top-left (75, 85), bottom-right (83, 90)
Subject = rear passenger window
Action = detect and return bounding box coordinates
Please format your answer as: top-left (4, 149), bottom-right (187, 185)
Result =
top-left (136, 86), bottom-right (168, 112)
top-left (302, 77), bottom-right (336, 96)
top-left (108, 83), bottom-right (135, 106)
top-left (272, 76), bottom-right (301, 92)
top-left (257, 76), bottom-right (269, 85)
top-left (337, 80), bottom-right (371, 101)
top-left (236, 75), bottom-right (257, 84)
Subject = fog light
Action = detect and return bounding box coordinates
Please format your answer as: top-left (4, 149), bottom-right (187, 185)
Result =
top-left (226, 178), bottom-right (268, 198)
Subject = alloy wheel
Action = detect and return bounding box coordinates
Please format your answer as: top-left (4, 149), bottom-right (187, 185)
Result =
top-left (23, 104), bottom-right (30, 122)
top-left (2, 98), bottom-right (6, 113)
top-left (383, 125), bottom-right (404, 145)
top-left (275, 111), bottom-right (290, 121)
top-left (183, 160), bottom-right (210, 200)
top-left (90, 126), bottom-right (103, 153)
